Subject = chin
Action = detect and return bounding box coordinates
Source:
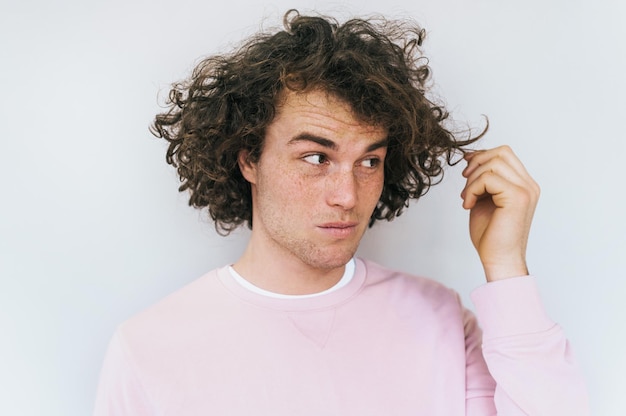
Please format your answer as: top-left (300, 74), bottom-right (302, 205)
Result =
top-left (303, 248), bottom-right (356, 271)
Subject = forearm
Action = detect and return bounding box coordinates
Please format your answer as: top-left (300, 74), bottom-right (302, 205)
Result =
top-left (469, 276), bottom-right (589, 415)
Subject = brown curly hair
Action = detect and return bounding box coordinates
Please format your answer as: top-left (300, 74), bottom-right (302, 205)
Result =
top-left (151, 10), bottom-right (485, 234)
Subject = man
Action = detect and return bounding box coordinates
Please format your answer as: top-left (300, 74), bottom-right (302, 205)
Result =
top-left (94, 10), bottom-right (588, 415)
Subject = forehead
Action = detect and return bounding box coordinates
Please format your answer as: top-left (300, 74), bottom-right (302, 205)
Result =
top-left (270, 89), bottom-right (387, 140)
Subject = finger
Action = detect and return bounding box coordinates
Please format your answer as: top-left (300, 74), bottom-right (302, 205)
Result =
top-left (461, 170), bottom-right (535, 210)
top-left (463, 145), bottom-right (530, 180)
top-left (463, 156), bottom-right (533, 193)
top-left (464, 146), bottom-right (528, 180)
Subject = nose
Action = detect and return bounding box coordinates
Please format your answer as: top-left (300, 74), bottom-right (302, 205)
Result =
top-left (326, 167), bottom-right (358, 210)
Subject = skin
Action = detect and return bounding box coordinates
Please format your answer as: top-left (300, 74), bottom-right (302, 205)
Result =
top-left (461, 146), bottom-right (540, 282)
top-left (235, 89), bottom-right (388, 295)
top-left (235, 89), bottom-right (540, 293)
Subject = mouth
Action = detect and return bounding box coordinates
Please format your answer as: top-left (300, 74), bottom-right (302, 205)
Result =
top-left (317, 222), bottom-right (359, 238)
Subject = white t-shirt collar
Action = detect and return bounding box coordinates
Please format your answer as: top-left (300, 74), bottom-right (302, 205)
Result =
top-left (228, 258), bottom-right (355, 299)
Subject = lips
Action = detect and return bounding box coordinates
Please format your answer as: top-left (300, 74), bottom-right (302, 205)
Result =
top-left (317, 222), bottom-right (359, 238)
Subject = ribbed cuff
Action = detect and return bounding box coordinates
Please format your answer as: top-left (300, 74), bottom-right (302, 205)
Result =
top-left (470, 276), bottom-right (554, 340)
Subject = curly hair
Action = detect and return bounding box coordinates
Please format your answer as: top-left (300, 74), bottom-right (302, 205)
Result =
top-left (151, 10), bottom-right (485, 234)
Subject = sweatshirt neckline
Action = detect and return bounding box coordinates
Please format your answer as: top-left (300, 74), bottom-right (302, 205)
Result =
top-left (216, 258), bottom-right (367, 312)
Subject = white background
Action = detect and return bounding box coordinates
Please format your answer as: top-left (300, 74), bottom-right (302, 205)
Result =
top-left (1, 0), bottom-right (624, 414)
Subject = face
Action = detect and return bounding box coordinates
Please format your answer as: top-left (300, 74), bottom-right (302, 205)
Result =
top-left (238, 89), bottom-right (388, 273)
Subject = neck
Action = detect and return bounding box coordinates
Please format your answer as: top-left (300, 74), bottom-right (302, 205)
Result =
top-left (233, 237), bottom-right (347, 296)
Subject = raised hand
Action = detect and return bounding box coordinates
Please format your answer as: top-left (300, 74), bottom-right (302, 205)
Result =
top-left (460, 146), bottom-right (540, 282)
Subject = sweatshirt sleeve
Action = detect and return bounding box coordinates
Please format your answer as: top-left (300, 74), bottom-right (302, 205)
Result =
top-left (93, 330), bottom-right (155, 416)
top-left (469, 275), bottom-right (589, 415)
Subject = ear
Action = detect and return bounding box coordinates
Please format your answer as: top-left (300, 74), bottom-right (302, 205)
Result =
top-left (238, 149), bottom-right (258, 185)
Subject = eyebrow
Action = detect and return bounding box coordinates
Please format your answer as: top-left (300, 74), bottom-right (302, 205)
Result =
top-left (287, 133), bottom-right (388, 152)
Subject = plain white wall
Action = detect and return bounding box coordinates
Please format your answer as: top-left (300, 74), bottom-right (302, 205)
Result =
top-left (1, 0), bottom-right (624, 414)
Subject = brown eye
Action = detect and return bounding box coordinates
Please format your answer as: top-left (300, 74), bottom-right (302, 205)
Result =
top-left (360, 158), bottom-right (380, 168)
top-left (303, 154), bottom-right (327, 165)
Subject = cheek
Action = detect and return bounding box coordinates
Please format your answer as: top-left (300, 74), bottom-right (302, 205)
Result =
top-left (262, 168), bottom-right (315, 204)
top-left (365, 173), bottom-right (385, 199)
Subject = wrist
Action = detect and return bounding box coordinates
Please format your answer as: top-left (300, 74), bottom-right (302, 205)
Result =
top-left (481, 261), bottom-right (529, 282)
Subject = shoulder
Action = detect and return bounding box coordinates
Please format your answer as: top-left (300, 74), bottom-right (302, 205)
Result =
top-left (117, 267), bottom-right (228, 344)
top-left (355, 258), bottom-right (469, 340)
top-left (358, 257), bottom-right (462, 311)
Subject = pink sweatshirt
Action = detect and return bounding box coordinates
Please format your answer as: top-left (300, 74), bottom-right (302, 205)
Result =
top-left (94, 258), bottom-right (588, 415)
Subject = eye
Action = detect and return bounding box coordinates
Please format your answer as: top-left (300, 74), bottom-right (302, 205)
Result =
top-left (303, 154), bottom-right (328, 165)
top-left (360, 157), bottom-right (381, 168)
